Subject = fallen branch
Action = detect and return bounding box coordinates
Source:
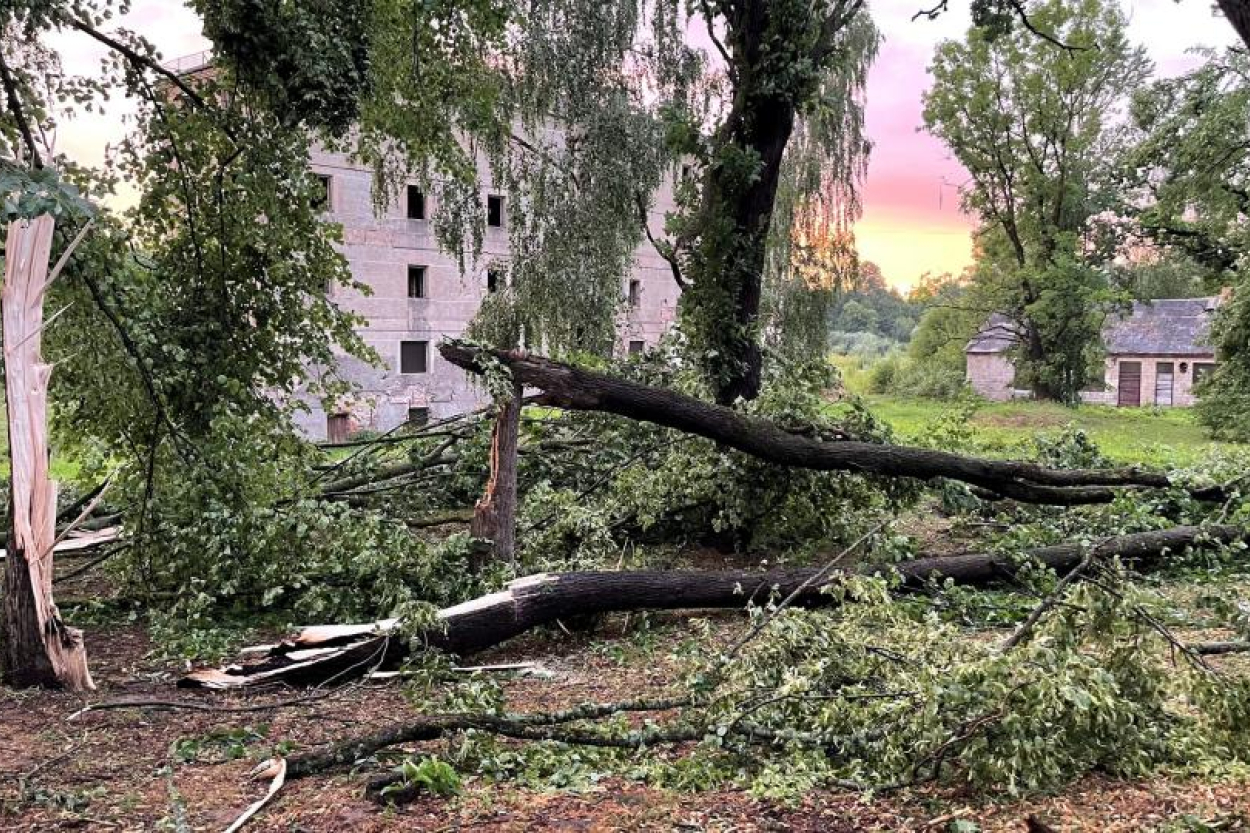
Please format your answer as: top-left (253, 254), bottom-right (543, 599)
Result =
top-left (438, 342), bottom-right (1220, 506)
top-left (181, 524), bottom-right (1244, 689)
top-left (1192, 641), bottom-right (1250, 656)
top-left (281, 696), bottom-right (690, 778)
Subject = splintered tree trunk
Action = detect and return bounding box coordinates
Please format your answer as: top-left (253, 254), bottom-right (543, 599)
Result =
top-left (471, 378), bottom-right (523, 566)
top-left (1, 216), bottom-right (93, 690)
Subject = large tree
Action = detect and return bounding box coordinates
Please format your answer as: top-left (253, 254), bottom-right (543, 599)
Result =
top-left (194, 0), bottom-right (878, 406)
top-left (190, 0), bottom-right (879, 561)
top-left (922, 0), bottom-right (1149, 403)
top-left (0, 1), bottom-right (380, 684)
top-left (1116, 48), bottom-right (1250, 437)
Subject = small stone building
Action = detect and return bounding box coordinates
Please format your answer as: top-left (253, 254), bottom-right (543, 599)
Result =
top-left (965, 297), bottom-right (1221, 407)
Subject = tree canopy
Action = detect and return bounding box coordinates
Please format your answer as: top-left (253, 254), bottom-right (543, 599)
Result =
top-left (923, 0), bottom-right (1149, 403)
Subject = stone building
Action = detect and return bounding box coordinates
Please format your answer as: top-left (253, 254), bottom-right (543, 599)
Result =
top-left (965, 297), bottom-right (1222, 407)
top-left (294, 146), bottom-right (681, 441)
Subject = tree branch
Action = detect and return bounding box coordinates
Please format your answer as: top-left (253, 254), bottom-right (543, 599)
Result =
top-left (61, 16), bottom-right (210, 110)
top-left (635, 190), bottom-right (686, 290)
top-left (0, 50), bottom-right (42, 168)
top-left (438, 341), bottom-right (1218, 505)
top-left (1005, 0), bottom-right (1088, 53)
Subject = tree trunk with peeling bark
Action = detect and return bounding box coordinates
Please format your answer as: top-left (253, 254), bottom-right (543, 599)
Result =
top-left (471, 378), bottom-right (523, 567)
top-left (1, 216), bottom-right (93, 691)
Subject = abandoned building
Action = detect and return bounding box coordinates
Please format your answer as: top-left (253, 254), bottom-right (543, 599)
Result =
top-left (966, 297), bottom-right (1222, 407)
top-left (290, 147), bottom-right (681, 441)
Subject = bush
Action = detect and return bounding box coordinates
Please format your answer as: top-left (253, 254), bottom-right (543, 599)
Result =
top-left (828, 329), bottom-right (898, 358)
top-left (863, 353), bottom-right (969, 400)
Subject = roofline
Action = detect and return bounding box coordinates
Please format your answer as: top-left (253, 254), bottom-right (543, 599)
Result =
top-left (1108, 352), bottom-right (1217, 358)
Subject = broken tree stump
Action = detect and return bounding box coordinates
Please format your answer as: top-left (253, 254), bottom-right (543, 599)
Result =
top-left (1, 216), bottom-right (93, 690)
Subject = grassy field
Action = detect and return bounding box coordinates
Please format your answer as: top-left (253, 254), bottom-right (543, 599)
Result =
top-left (859, 395), bottom-right (1243, 468)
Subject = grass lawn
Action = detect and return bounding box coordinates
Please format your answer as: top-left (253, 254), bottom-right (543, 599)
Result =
top-left (860, 395), bottom-right (1243, 468)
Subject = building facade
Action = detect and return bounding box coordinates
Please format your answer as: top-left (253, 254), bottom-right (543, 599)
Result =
top-left (965, 297), bottom-right (1222, 407)
top-left (294, 146), bottom-right (681, 440)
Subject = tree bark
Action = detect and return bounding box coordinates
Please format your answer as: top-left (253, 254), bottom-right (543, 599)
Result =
top-left (471, 378), bottom-right (523, 567)
top-left (682, 2), bottom-right (860, 405)
top-left (1, 216), bottom-right (93, 691)
top-left (180, 524), bottom-right (1242, 689)
top-left (1217, 0), bottom-right (1250, 49)
top-left (438, 342), bottom-right (1215, 506)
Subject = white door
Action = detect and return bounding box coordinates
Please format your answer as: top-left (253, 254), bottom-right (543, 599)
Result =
top-left (1155, 362), bottom-right (1174, 406)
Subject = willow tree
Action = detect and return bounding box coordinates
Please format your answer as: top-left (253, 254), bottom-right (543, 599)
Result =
top-left (194, 0), bottom-right (879, 559)
top-left (922, 0), bottom-right (1150, 403)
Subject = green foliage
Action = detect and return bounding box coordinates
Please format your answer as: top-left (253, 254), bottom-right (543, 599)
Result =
top-left (173, 725), bottom-right (270, 764)
top-left (382, 756), bottom-right (463, 801)
top-left (193, 0), bottom-right (372, 132)
top-left (826, 261), bottom-right (920, 352)
top-left (0, 161), bottom-right (94, 220)
top-left (518, 348), bottom-right (915, 565)
top-left (923, 0), bottom-right (1149, 403)
top-left (864, 353), bottom-right (969, 401)
top-left (1111, 48), bottom-right (1250, 437)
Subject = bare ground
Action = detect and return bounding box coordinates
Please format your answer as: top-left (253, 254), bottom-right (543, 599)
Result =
top-left (3, 615), bottom-right (1249, 832)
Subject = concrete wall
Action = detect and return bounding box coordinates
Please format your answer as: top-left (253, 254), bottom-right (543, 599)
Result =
top-left (294, 146), bottom-right (680, 439)
top-left (966, 352), bottom-right (1016, 401)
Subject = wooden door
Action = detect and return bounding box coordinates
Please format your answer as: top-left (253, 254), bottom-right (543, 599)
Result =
top-left (327, 413), bottom-right (350, 443)
top-left (1155, 362), bottom-right (1174, 406)
top-left (1117, 361), bottom-right (1141, 407)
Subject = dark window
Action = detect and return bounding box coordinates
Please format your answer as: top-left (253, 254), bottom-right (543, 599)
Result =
top-left (407, 407), bottom-right (430, 427)
top-left (326, 413), bottom-right (350, 443)
top-left (487, 194), bottom-right (504, 227)
top-left (313, 175), bottom-right (331, 210)
top-left (400, 340), bottom-right (429, 374)
top-left (628, 279), bottom-right (641, 308)
top-left (487, 269), bottom-right (502, 293)
top-left (408, 265), bottom-right (426, 299)
top-left (1194, 362), bottom-right (1217, 385)
top-left (406, 185), bottom-right (425, 220)
top-left (628, 340), bottom-right (645, 355)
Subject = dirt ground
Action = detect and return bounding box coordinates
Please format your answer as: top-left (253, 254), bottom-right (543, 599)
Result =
top-left (2, 616), bottom-right (1249, 833)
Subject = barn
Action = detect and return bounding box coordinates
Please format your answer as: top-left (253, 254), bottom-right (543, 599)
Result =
top-left (965, 297), bottom-right (1222, 407)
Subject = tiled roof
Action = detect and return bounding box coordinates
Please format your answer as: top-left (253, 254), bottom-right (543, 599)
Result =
top-left (967, 297), bottom-right (1220, 357)
top-left (966, 313), bottom-right (1022, 354)
top-left (1103, 297), bottom-right (1218, 357)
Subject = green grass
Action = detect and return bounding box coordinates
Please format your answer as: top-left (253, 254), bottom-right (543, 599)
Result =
top-left (859, 395), bottom-right (1243, 468)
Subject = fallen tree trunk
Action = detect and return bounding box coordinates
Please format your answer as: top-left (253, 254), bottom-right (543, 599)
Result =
top-left (180, 524), bottom-right (1243, 689)
top-left (438, 342), bottom-right (1219, 505)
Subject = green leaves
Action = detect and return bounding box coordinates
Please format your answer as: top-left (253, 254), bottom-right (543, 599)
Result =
top-left (0, 162), bottom-right (95, 221)
top-left (381, 756), bottom-right (463, 801)
top-left (923, 0), bottom-right (1151, 403)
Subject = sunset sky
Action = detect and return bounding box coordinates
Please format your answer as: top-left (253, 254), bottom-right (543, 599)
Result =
top-left (49, 1), bottom-right (1239, 292)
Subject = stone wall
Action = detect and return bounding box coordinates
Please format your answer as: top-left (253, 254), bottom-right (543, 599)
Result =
top-left (293, 145), bottom-right (680, 439)
top-left (965, 352), bottom-right (1016, 401)
top-left (1099, 355), bottom-right (1214, 408)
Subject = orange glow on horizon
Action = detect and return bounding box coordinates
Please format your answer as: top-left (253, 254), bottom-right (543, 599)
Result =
top-left (853, 209), bottom-right (975, 294)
